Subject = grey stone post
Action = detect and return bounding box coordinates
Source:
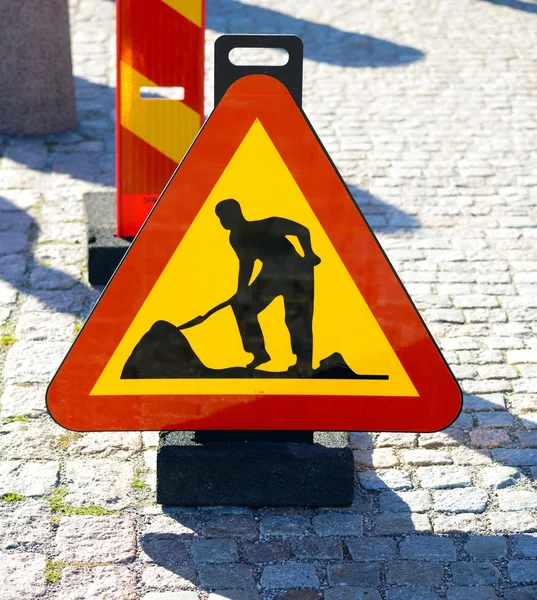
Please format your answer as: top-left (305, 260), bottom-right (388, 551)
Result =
top-left (0, 0), bottom-right (77, 135)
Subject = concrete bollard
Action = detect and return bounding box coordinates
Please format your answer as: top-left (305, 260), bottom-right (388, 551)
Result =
top-left (0, 0), bottom-right (77, 135)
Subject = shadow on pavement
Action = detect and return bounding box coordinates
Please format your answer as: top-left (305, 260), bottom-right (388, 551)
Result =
top-left (0, 195), bottom-right (94, 317)
top-left (139, 394), bottom-right (536, 598)
top-left (207, 0), bottom-right (425, 68)
top-left (481, 0), bottom-right (537, 14)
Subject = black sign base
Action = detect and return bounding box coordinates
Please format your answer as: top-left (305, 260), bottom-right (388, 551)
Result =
top-left (156, 431), bottom-right (354, 507)
top-left (83, 191), bottom-right (131, 286)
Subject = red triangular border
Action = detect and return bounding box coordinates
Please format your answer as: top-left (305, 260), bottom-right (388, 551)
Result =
top-left (47, 75), bottom-right (462, 431)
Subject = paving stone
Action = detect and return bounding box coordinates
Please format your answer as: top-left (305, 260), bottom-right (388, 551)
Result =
top-left (0, 231), bottom-right (28, 254)
top-left (470, 428), bottom-right (512, 448)
top-left (292, 537), bottom-right (342, 560)
top-left (513, 534), bottom-right (537, 557)
top-left (200, 565), bottom-right (255, 590)
top-left (0, 281), bottom-right (19, 306)
top-left (15, 311), bottom-right (76, 341)
top-left (386, 561), bottom-right (444, 586)
top-left (379, 490), bottom-right (432, 512)
top-left (59, 566), bottom-right (137, 600)
top-left (465, 535), bottom-right (507, 559)
top-left (479, 466), bottom-right (521, 488)
top-left (260, 515), bottom-right (311, 536)
top-left (371, 513), bottom-right (431, 535)
top-left (243, 539), bottom-right (291, 563)
top-left (358, 469), bottom-right (412, 490)
top-left (403, 449), bottom-right (452, 465)
top-left (353, 449), bottom-right (399, 468)
top-left (387, 589), bottom-right (440, 600)
top-left (57, 516), bottom-right (137, 563)
top-left (434, 514), bottom-right (486, 534)
top-left (345, 538), bottom-right (397, 561)
top-left (144, 515), bottom-right (196, 536)
top-left (450, 562), bottom-right (500, 585)
top-left (400, 535), bottom-right (456, 560)
top-left (0, 553), bottom-right (46, 600)
top-left (0, 500), bottom-right (52, 549)
top-left (476, 412), bottom-right (515, 427)
top-left (191, 539), bottom-right (238, 563)
top-left (140, 533), bottom-right (190, 566)
top-left (3, 341), bottom-right (71, 383)
top-left (202, 515), bottom-right (257, 539)
top-left (446, 588), bottom-right (498, 600)
top-left (497, 489), bottom-right (537, 511)
top-left (324, 589), bottom-right (381, 600)
top-left (375, 433), bottom-right (417, 448)
top-left (64, 459), bottom-right (134, 509)
top-left (349, 433), bottom-right (374, 449)
top-left (142, 567), bottom-right (197, 591)
top-left (451, 448), bottom-right (492, 465)
top-left (312, 513), bottom-right (363, 537)
top-left (0, 419), bottom-right (60, 459)
top-left (419, 429), bottom-right (465, 448)
top-left (503, 587), bottom-right (537, 600)
top-left (433, 488), bottom-right (488, 513)
top-left (0, 385), bottom-right (46, 419)
top-left (327, 563), bottom-right (380, 586)
top-left (508, 560), bottom-right (537, 583)
top-left (0, 254), bottom-right (26, 283)
top-left (491, 449), bottom-right (537, 466)
top-left (261, 564), bottom-right (319, 589)
top-left (489, 512), bottom-right (537, 533)
top-left (273, 592), bottom-right (318, 600)
top-left (68, 432), bottom-right (142, 459)
top-left (417, 467), bottom-right (473, 489)
top-left (0, 460), bottom-right (59, 496)
top-left (462, 395), bottom-right (506, 412)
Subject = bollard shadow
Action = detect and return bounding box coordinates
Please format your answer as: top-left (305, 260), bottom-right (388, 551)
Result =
top-left (481, 0), bottom-right (537, 14)
top-left (206, 0), bottom-right (425, 69)
top-left (140, 394), bottom-right (536, 598)
top-left (0, 195), bottom-right (95, 317)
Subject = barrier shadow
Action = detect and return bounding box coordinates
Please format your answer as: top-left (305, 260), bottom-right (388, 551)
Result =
top-left (481, 0), bottom-right (537, 14)
top-left (0, 195), bottom-right (95, 317)
top-left (206, 0), bottom-right (424, 68)
top-left (139, 394), bottom-right (536, 598)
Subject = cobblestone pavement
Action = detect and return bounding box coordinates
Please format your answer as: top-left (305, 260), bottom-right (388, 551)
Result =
top-left (1, 0), bottom-right (537, 598)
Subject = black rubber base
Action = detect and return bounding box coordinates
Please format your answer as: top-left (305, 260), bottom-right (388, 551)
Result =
top-left (83, 192), bottom-right (132, 286)
top-left (157, 431), bottom-right (354, 507)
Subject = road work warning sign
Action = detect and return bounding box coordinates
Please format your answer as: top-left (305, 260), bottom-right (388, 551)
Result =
top-left (47, 74), bottom-right (461, 432)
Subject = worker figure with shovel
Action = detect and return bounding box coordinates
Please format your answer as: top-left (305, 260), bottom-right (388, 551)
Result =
top-left (215, 199), bottom-right (321, 373)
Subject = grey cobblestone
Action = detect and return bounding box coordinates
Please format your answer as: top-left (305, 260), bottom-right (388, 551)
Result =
top-left (57, 516), bottom-right (137, 563)
top-left (0, 553), bottom-right (46, 600)
top-left (261, 564), bottom-right (319, 589)
top-left (434, 489), bottom-right (488, 513)
top-left (312, 513), bottom-right (363, 537)
top-left (59, 566), bottom-right (137, 600)
top-left (327, 563), bottom-right (380, 587)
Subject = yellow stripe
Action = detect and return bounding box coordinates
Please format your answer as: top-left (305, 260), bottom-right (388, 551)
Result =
top-left (120, 61), bottom-right (201, 164)
top-left (160, 0), bottom-right (202, 27)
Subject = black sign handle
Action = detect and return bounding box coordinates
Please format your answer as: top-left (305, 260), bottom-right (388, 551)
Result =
top-left (214, 34), bottom-right (303, 108)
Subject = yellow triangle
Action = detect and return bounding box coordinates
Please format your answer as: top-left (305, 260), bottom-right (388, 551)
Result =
top-left (92, 120), bottom-right (418, 398)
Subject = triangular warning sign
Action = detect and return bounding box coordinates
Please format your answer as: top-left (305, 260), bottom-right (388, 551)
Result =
top-left (47, 74), bottom-right (461, 432)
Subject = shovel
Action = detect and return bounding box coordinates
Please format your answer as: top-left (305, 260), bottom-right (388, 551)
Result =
top-left (176, 297), bottom-right (234, 331)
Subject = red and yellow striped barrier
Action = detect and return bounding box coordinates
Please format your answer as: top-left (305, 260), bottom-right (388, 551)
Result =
top-left (116, 0), bottom-right (205, 237)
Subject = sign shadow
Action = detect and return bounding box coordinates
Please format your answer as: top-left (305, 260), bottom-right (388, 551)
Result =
top-left (139, 394), bottom-right (535, 598)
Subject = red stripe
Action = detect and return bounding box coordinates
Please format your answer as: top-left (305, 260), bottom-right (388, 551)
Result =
top-left (119, 0), bottom-right (203, 114)
top-left (117, 126), bottom-right (179, 236)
